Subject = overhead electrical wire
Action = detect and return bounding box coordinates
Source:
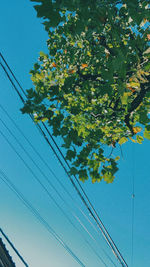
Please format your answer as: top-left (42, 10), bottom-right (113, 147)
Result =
top-left (0, 52), bottom-right (26, 98)
top-left (43, 120), bottom-right (128, 267)
top-left (33, 121), bottom-right (124, 266)
top-left (0, 103), bottom-right (117, 266)
top-left (0, 60), bottom-right (25, 103)
top-left (0, 169), bottom-right (85, 267)
top-left (0, 228), bottom-right (29, 267)
top-left (0, 52), bottom-right (128, 267)
top-left (0, 127), bottom-right (76, 227)
top-left (0, 128), bottom-right (109, 266)
top-left (0, 102), bottom-right (101, 239)
top-left (0, 117), bottom-right (112, 267)
top-left (0, 51), bottom-right (127, 267)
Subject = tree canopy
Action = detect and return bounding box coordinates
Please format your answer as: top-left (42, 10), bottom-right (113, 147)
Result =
top-left (22, 0), bottom-right (150, 183)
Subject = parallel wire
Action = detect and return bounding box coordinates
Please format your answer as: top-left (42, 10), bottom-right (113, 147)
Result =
top-left (43, 122), bottom-right (127, 266)
top-left (0, 52), bottom-right (126, 267)
top-left (37, 120), bottom-right (123, 266)
top-left (0, 228), bottom-right (28, 267)
top-left (0, 128), bottom-right (77, 229)
top-left (0, 105), bottom-right (117, 266)
top-left (0, 169), bottom-right (85, 267)
top-left (0, 61), bottom-right (25, 103)
top-left (0, 102), bottom-right (100, 237)
top-left (0, 128), bottom-right (108, 266)
top-left (0, 117), bottom-right (111, 267)
top-left (0, 52), bottom-right (128, 267)
top-left (0, 53), bottom-right (26, 98)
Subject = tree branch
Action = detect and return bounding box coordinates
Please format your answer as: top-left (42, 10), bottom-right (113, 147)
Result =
top-left (125, 79), bottom-right (150, 134)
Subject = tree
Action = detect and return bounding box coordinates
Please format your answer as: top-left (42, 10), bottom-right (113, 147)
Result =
top-left (22, 0), bottom-right (150, 183)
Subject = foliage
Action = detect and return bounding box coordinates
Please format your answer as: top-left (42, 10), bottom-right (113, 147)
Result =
top-left (22, 0), bottom-right (150, 183)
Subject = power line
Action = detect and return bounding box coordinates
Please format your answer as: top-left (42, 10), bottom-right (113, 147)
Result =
top-left (39, 120), bottom-right (125, 266)
top-left (0, 51), bottom-right (127, 267)
top-left (42, 122), bottom-right (128, 267)
top-left (0, 52), bottom-right (26, 98)
top-left (0, 117), bottom-right (111, 267)
top-left (0, 103), bottom-right (117, 266)
top-left (0, 61), bottom-right (25, 103)
top-left (0, 228), bottom-right (29, 267)
top-left (0, 102), bottom-right (102, 239)
top-left (0, 128), bottom-right (82, 230)
top-left (0, 52), bottom-right (128, 267)
top-left (0, 169), bottom-right (85, 267)
top-left (37, 122), bottom-right (123, 265)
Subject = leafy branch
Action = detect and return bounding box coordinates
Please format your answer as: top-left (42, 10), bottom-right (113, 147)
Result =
top-left (22, 0), bottom-right (150, 183)
top-left (125, 77), bottom-right (150, 134)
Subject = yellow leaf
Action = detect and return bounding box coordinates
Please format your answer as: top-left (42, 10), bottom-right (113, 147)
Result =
top-left (144, 72), bottom-right (150, 76)
top-left (123, 40), bottom-right (128, 45)
top-left (129, 82), bottom-right (140, 88)
top-left (121, 92), bottom-right (131, 105)
top-left (92, 178), bottom-right (96, 184)
top-left (75, 88), bottom-right (81, 92)
top-left (133, 126), bottom-right (142, 134)
top-left (136, 135), bottom-right (144, 144)
top-left (108, 43), bottom-right (113, 48)
top-left (129, 137), bottom-right (137, 143)
top-left (70, 41), bottom-right (75, 46)
top-left (77, 42), bottom-right (82, 48)
top-left (87, 51), bottom-right (91, 57)
top-left (118, 137), bottom-right (128, 145)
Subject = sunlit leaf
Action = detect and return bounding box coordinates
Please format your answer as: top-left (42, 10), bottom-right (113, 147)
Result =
top-left (136, 135), bottom-right (144, 144)
top-left (121, 92), bottom-right (130, 105)
top-left (133, 126), bottom-right (142, 134)
top-left (144, 130), bottom-right (150, 140)
top-left (118, 137), bottom-right (128, 145)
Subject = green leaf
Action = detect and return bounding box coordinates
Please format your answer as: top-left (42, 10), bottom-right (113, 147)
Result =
top-left (39, 51), bottom-right (46, 57)
top-left (103, 172), bottom-right (115, 183)
top-left (136, 135), bottom-right (144, 144)
top-left (144, 62), bottom-right (150, 71)
top-left (70, 167), bottom-right (78, 175)
top-left (139, 111), bottom-right (150, 124)
top-left (61, 127), bottom-right (68, 136)
top-left (22, 0), bottom-right (150, 184)
top-left (66, 149), bottom-right (76, 160)
top-left (146, 125), bottom-right (150, 131)
top-left (121, 92), bottom-right (130, 105)
top-left (78, 169), bottom-right (88, 182)
top-left (62, 137), bottom-right (72, 148)
top-left (118, 137), bottom-right (128, 145)
top-left (144, 130), bottom-right (150, 140)
top-left (40, 117), bottom-right (48, 122)
top-left (90, 171), bottom-right (102, 183)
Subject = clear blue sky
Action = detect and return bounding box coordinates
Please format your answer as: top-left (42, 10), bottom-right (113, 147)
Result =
top-left (0, 1), bottom-right (150, 267)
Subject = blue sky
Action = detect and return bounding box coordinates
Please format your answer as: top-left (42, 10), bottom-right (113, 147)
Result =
top-left (0, 1), bottom-right (150, 267)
